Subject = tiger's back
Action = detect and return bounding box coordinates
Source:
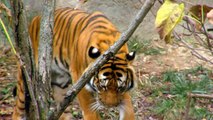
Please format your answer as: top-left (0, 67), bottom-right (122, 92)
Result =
top-left (30, 8), bottom-right (121, 71)
top-left (13, 7), bottom-right (135, 120)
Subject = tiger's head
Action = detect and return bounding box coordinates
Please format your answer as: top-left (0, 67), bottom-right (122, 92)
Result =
top-left (85, 31), bottom-right (136, 110)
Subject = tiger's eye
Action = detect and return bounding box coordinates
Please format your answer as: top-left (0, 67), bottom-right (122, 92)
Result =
top-left (126, 51), bottom-right (136, 61)
top-left (88, 46), bottom-right (101, 59)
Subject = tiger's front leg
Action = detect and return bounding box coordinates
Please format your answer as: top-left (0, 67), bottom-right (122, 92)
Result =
top-left (119, 93), bottom-right (135, 120)
top-left (50, 61), bottom-right (73, 120)
top-left (77, 88), bottom-right (101, 120)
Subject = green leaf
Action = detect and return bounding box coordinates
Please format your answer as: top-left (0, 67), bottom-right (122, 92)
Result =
top-left (155, 0), bottom-right (184, 43)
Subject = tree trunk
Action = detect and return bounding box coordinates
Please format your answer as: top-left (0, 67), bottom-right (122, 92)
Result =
top-left (12, 0), bottom-right (39, 119)
top-left (35, 0), bottom-right (55, 119)
top-left (12, 0), bottom-right (55, 119)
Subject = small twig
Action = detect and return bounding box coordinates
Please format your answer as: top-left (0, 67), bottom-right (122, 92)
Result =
top-left (184, 16), bottom-right (207, 46)
top-left (184, 92), bottom-right (213, 120)
top-left (173, 31), bottom-right (213, 64)
top-left (188, 93), bottom-right (213, 99)
top-left (201, 23), bottom-right (213, 55)
top-left (184, 16), bottom-right (213, 40)
top-left (184, 92), bottom-right (192, 120)
top-left (191, 51), bottom-right (213, 64)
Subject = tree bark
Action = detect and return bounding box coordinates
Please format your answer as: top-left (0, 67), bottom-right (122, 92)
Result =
top-left (13, 0), bottom-right (55, 119)
top-left (48, 0), bottom-right (156, 119)
top-left (12, 0), bottom-right (39, 119)
top-left (36, 0), bottom-right (55, 119)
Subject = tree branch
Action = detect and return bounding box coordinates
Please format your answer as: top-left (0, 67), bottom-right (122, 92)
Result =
top-left (16, 54), bottom-right (40, 120)
top-left (48, 0), bottom-right (156, 119)
top-left (173, 31), bottom-right (213, 65)
top-left (36, 0), bottom-right (55, 119)
top-left (12, 0), bottom-right (39, 119)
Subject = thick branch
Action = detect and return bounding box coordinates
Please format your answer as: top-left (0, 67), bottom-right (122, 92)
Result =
top-left (36, 0), bottom-right (55, 119)
top-left (17, 55), bottom-right (40, 120)
top-left (38, 0), bottom-right (55, 80)
top-left (48, 0), bottom-right (156, 119)
top-left (12, 0), bottom-right (39, 119)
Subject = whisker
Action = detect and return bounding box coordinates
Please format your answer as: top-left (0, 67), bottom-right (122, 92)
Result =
top-left (90, 101), bottom-right (99, 112)
top-left (90, 100), bottom-right (104, 112)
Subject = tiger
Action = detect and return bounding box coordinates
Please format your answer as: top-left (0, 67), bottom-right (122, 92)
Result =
top-left (12, 7), bottom-right (136, 120)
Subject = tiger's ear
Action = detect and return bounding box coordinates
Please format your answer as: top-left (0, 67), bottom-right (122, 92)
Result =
top-left (126, 51), bottom-right (135, 61)
top-left (88, 46), bottom-right (101, 59)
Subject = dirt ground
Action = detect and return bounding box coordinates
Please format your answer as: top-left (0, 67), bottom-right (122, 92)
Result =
top-left (132, 40), bottom-right (213, 120)
top-left (0, 40), bottom-right (212, 120)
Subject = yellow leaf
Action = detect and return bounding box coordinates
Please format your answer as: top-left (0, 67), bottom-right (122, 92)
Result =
top-left (155, 0), bottom-right (184, 43)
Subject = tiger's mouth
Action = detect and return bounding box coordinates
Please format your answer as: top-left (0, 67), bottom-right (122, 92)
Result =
top-left (90, 95), bottom-right (124, 112)
top-left (86, 78), bottom-right (124, 111)
top-left (90, 86), bottom-right (125, 111)
top-left (86, 70), bottom-right (134, 111)
top-left (98, 90), bottom-right (123, 106)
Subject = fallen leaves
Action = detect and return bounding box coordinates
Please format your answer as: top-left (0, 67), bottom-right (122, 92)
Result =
top-left (0, 47), bottom-right (17, 120)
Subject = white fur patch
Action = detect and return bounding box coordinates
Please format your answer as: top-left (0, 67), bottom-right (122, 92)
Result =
top-left (85, 77), bottom-right (94, 91)
top-left (90, 77), bottom-right (94, 86)
top-left (85, 84), bottom-right (93, 92)
top-left (117, 75), bottom-right (127, 87)
top-left (119, 108), bottom-right (125, 120)
top-left (100, 74), bottom-right (107, 79)
top-left (105, 80), bottom-right (109, 86)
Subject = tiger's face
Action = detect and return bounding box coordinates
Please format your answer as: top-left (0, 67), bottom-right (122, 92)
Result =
top-left (86, 35), bottom-right (135, 109)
